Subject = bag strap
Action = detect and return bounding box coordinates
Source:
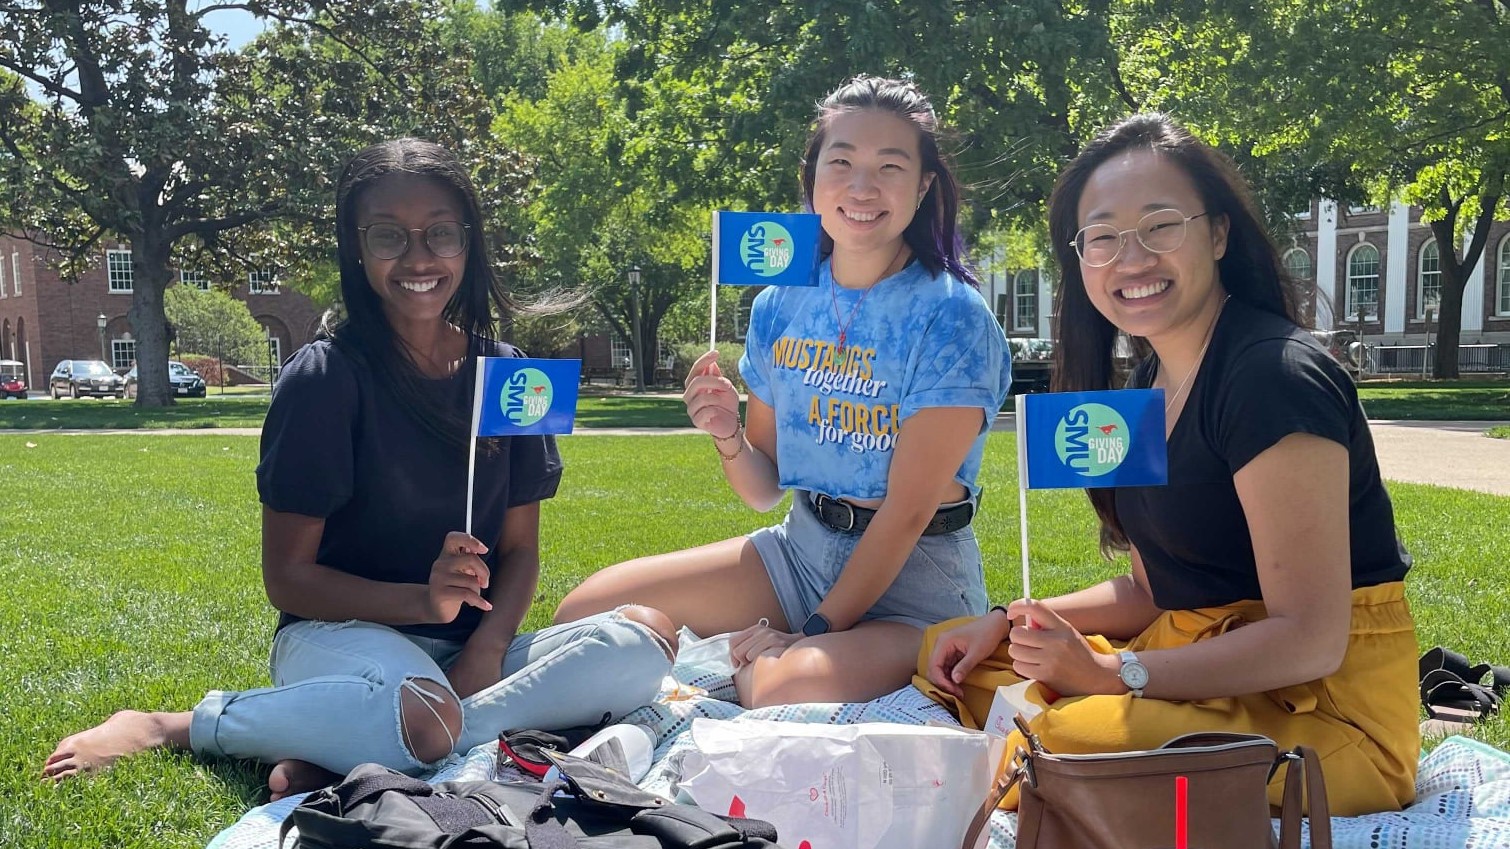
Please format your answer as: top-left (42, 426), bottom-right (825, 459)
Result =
top-left (1277, 746), bottom-right (1332, 849)
top-left (524, 779), bottom-right (581, 849)
top-left (333, 769), bottom-right (435, 810)
top-left (960, 748), bottom-right (1029, 849)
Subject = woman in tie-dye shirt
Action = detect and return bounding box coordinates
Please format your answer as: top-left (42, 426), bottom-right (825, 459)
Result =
top-left (556, 76), bottom-right (1011, 706)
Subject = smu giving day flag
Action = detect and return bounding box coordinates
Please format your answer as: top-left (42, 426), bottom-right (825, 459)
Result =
top-left (1014, 388), bottom-right (1168, 599)
top-left (708, 211), bottom-right (822, 347)
top-left (465, 356), bottom-right (581, 534)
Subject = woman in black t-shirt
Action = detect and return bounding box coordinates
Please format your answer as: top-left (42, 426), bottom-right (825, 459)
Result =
top-left (44, 140), bottom-right (676, 799)
top-left (920, 114), bottom-right (1418, 816)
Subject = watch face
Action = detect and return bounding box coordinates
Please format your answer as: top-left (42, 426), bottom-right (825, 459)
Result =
top-left (1122, 660), bottom-right (1150, 690)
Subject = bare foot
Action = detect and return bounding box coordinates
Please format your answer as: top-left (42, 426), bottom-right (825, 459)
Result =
top-left (42, 710), bottom-right (188, 782)
top-left (268, 759), bottom-right (339, 802)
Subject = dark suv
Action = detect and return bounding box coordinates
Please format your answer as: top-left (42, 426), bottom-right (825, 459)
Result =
top-left (49, 359), bottom-right (126, 399)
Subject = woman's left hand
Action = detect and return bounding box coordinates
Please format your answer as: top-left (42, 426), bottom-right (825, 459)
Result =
top-left (1005, 599), bottom-right (1122, 698)
top-left (729, 622), bottom-right (801, 669)
top-left (446, 645), bottom-right (504, 700)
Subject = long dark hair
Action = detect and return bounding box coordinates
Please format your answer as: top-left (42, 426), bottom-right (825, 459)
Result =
top-left (1047, 113), bottom-right (1298, 554)
top-left (329, 138), bottom-right (520, 450)
top-left (799, 75), bottom-right (979, 287)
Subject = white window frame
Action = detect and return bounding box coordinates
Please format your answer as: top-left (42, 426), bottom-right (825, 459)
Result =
top-left (248, 269), bottom-right (279, 295)
top-left (1346, 204), bottom-right (1379, 215)
top-left (993, 292), bottom-right (1010, 330)
top-left (266, 333), bottom-right (282, 368)
top-left (107, 249), bottom-right (134, 293)
top-left (180, 268), bottom-right (209, 291)
top-left (1497, 233), bottom-right (1510, 317)
top-left (10, 250), bottom-right (18, 296)
top-left (1013, 269), bottom-right (1038, 332)
top-left (1292, 203), bottom-right (1312, 220)
top-left (0, 254), bottom-right (6, 298)
top-left (110, 338), bottom-right (136, 371)
top-left (609, 334), bottom-right (631, 369)
top-left (1282, 247), bottom-right (1312, 282)
top-left (1345, 243), bottom-right (1380, 321)
top-left (1416, 240), bottom-right (1441, 319)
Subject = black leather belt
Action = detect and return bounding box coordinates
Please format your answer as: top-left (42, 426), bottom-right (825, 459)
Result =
top-left (807, 492), bottom-right (975, 536)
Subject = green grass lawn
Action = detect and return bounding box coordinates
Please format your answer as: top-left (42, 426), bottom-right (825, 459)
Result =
top-left (2, 433), bottom-right (1507, 847)
top-left (1356, 379), bottom-right (1510, 421)
top-left (2, 379), bottom-right (1504, 431)
top-left (0, 395), bottom-right (700, 431)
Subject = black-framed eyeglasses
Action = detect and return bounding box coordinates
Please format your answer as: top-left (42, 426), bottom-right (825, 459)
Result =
top-left (1070, 209), bottom-right (1209, 268)
top-left (357, 221), bottom-right (470, 260)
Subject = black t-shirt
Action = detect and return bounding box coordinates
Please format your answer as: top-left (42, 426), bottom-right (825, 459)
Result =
top-left (256, 336), bottom-right (563, 641)
top-left (1114, 300), bottom-right (1410, 610)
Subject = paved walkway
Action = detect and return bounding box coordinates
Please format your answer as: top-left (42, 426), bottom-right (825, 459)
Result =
top-left (7, 418), bottom-right (1507, 496)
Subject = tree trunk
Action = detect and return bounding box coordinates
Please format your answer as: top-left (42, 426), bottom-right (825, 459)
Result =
top-left (1428, 193), bottom-right (1500, 379)
top-left (127, 229), bottom-right (175, 407)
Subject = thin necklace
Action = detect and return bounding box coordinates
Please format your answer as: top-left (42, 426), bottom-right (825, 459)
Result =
top-left (1162, 294), bottom-right (1231, 414)
top-left (831, 241), bottom-right (908, 360)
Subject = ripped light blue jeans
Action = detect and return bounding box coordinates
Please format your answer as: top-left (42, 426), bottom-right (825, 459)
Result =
top-left (188, 609), bottom-right (671, 775)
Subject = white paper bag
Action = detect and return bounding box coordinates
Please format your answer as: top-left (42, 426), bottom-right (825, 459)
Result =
top-left (677, 718), bottom-right (997, 849)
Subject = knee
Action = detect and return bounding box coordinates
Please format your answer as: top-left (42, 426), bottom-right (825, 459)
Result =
top-left (736, 650), bottom-right (827, 708)
top-left (398, 678), bottom-right (463, 765)
top-left (617, 604), bottom-right (678, 661)
top-left (553, 582), bottom-right (607, 625)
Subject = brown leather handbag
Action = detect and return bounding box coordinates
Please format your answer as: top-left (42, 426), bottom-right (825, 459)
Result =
top-left (962, 716), bottom-right (1332, 849)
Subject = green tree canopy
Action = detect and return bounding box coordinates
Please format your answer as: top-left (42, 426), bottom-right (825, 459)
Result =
top-left (163, 284), bottom-right (267, 366)
top-left (0, 1), bottom-right (530, 404)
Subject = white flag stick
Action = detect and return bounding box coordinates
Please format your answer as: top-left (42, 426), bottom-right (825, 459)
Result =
top-left (1015, 392), bottom-right (1031, 602)
top-left (710, 209), bottom-right (720, 350)
top-left (464, 357), bottom-right (487, 537)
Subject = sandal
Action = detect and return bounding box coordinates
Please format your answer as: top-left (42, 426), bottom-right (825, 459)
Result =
top-left (1468, 662), bottom-right (1510, 700)
top-left (1421, 668), bottom-right (1503, 724)
top-left (1419, 646), bottom-right (1475, 684)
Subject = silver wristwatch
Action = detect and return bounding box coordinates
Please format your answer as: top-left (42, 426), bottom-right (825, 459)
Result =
top-left (1118, 650), bottom-right (1149, 698)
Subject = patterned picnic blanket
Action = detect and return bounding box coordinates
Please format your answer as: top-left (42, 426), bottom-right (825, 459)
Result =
top-left (208, 630), bottom-right (1510, 849)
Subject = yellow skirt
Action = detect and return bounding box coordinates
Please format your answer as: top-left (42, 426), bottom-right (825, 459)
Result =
top-left (912, 582), bottom-right (1419, 816)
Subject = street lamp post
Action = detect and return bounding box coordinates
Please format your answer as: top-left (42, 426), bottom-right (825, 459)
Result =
top-left (96, 314), bottom-right (108, 363)
top-left (629, 265), bottom-right (645, 394)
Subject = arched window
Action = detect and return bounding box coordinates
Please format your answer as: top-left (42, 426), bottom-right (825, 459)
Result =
top-left (1498, 234), bottom-right (1510, 317)
top-left (1013, 269), bottom-right (1038, 332)
top-left (1345, 244), bottom-right (1380, 321)
top-left (1417, 240), bottom-right (1441, 318)
top-left (1282, 248), bottom-right (1312, 282)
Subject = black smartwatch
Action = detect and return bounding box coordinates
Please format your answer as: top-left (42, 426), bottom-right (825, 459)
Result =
top-left (801, 612), bottom-right (832, 637)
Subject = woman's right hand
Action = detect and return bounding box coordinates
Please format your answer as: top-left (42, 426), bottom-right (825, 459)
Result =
top-left (682, 350), bottom-right (741, 439)
top-left (426, 531), bottom-right (493, 623)
top-left (925, 609), bottom-right (1012, 698)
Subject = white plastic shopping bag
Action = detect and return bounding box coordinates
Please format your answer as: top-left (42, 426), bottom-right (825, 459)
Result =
top-left (677, 718), bottom-right (999, 849)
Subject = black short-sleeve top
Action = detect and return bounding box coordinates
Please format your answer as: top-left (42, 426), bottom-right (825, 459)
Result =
top-left (256, 336), bottom-right (563, 641)
top-left (1114, 300), bottom-right (1410, 610)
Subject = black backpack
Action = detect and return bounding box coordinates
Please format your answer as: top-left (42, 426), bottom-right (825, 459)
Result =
top-left (279, 750), bottom-right (787, 849)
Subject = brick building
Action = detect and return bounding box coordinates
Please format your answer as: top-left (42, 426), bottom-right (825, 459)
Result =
top-left (1285, 201), bottom-right (1510, 341)
top-left (0, 234), bottom-right (324, 390)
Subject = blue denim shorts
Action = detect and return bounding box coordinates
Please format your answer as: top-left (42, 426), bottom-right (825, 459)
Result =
top-left (748, 492), bottom-right (988, 630)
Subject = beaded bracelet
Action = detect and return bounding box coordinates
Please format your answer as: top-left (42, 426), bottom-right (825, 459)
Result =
top-left (713, 424), bottom-right (747, 462)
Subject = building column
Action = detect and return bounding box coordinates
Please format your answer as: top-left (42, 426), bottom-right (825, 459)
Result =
top-left (1384, 201), bottom-right (1408, 335)
top-left (1315, 201), bottom-right (1339, 329)
top-left (1463, 227), bottom-right (1486, 334)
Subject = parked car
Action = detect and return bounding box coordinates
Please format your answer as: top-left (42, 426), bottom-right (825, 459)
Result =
top-left (49, 359), bottom-right (125, 399)
top-left (1, 359), bottom-right (27, 399)
top-left (1308, 329), bottom-right (1364, 379)
top-left (124, 360), bottom-right (208, 398)
top-left (1008, 337), bottom-right (1055, 394)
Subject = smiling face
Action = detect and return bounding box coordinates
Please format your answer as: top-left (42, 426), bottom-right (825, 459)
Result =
top-left (355, 172), bottom-right (469, 332)
top-left (1075, 150), bottom-right (1230, 343)
top-left (810, 108), bottom-right (935, 263)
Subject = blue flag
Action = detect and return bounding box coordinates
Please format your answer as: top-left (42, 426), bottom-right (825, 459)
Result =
top-left (711, 211), bottom-right (822, 287)
top-left (472, 357), bottom-right (581, 437)
top-left (1019, 389), bottom-right (1168, 489)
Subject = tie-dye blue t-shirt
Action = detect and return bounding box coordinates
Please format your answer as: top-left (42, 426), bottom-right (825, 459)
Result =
top-left (739, 258), bottom-right (1011, 500)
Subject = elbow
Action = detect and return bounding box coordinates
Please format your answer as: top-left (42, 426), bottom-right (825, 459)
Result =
top-left (744, 489), bottom-right (786, 513)
top-left (1295, 623), bottom-right (1349, 681)
top-left (261, 569), bottom-right (299, 616)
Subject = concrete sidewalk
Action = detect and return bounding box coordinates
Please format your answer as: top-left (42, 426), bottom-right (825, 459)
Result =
top-left (8, 418), bottom-right (1507, 496)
